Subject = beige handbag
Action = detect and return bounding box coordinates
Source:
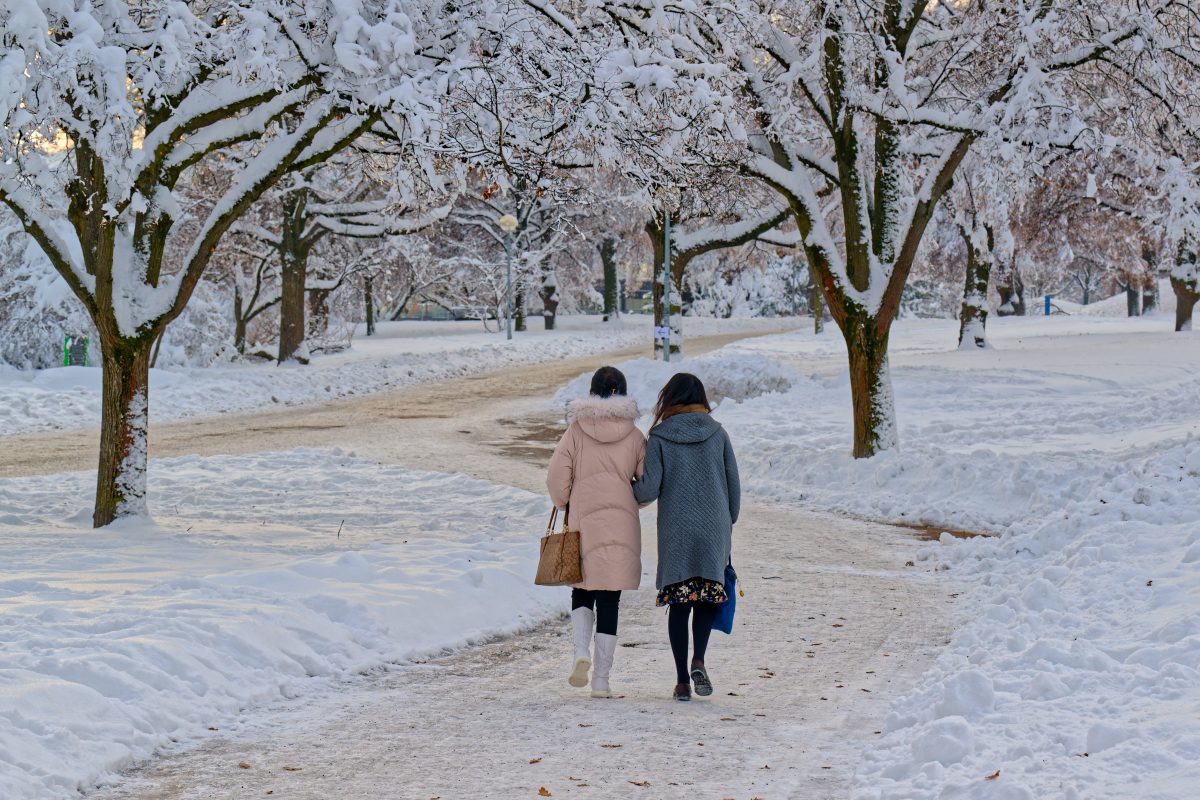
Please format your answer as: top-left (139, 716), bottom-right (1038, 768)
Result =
top-left (534, 506), bottom-right (582, 586)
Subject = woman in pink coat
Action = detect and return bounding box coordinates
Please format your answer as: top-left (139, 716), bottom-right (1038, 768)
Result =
top-left (547, 366), bottom-right (645, 698)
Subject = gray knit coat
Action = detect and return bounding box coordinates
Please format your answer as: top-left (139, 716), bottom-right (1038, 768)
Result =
top-left (633, 412), bottom-right (741, 590)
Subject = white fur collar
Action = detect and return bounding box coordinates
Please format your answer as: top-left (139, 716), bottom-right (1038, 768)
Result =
top-left (567, 394), bottom-right (641, 423)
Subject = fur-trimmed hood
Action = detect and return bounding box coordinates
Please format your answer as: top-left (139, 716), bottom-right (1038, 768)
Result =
top-left (567, 394), bottom-right (641, 443)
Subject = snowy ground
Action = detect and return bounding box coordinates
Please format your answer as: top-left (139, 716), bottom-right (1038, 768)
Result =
top-left (0, 315), bottom-right (786, 438)
top-left (702, 314), bottom-right (1200, 799)
top-left (0, 450), bottom-right (560, 800)
top-left (2, 311), bottom-right (1197, 799)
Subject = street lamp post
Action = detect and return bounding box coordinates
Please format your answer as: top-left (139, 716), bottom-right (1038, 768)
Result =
top-left (498, 214), bottom-right (518, 340)
top-left (661, 208), bottom-right (671, 363)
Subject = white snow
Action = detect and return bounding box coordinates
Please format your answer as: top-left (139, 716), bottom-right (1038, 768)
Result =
top-left (556, 312), bottom-right (1200, 798)
top-left (0, 449), bottom-right (560, 800)
top-left (700, 315), bottom-right (1200, 799)
top-left (554, 350), bottom-right (798, 414)
top-left (5, 310), bottom-right (1199, 799)
top-left (0, 316), bottom-right (787, 438)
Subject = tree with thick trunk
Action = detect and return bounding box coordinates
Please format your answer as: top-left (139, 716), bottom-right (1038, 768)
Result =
top-left (644, 201), bottom-right (790, 357)
top-left (996, 263), bottom-right (1027, 317)
top-left (957, 223), bottom-right (993, 350)
top-left (234, 174), bottom-right (452, 362)
top-left (547, 0), bottom-right (1175, 456)
top-left (541, 271), bottom-right (560, 330)
top-left (1173, 241), bottom-right (1199, 332)
top-left (0, 2), bottom-right (463, 525)
top-left (599, 237), bottom-right (619, 320)
top-left (277, 187), bottom-right (325, 363)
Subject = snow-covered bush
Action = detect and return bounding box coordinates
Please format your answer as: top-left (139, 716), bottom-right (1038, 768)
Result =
top-left (687, 253), bottom-right (809, 318)
top-left (556, 353), bottom-right (798, 415)
top-left (0, 224), bottom-right (95, 370)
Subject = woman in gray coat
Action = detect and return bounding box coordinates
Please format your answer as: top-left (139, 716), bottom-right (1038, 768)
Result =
top-left (634, 373), bottom-right (740, 701)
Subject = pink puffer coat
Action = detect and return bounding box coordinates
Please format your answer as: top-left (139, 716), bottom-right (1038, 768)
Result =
top-left (546, 394), bottom-right (646, 590)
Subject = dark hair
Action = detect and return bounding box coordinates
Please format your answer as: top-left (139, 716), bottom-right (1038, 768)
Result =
top-left (589, 366), bottom-right (628, 398)
top-left (653, 372), bottom-right (710, 426)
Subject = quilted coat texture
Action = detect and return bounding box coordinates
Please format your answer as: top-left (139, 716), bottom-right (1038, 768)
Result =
top-left (546, 395), bottom-right (646, 590)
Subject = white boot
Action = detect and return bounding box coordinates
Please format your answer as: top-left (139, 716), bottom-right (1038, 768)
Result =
top-left (568, 608), bottom-right (594, 688)
top-left (591, 632), bottom-right (617, 698)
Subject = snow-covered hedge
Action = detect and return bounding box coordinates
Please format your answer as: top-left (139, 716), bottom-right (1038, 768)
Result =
top-left (554, 352), bottom-right (798, 416)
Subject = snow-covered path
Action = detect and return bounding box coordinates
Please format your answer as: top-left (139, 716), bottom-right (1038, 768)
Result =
top-left (0, 329), bottom-right (778, 479)
top-left (50, 326), bottom-right (959, 800)
top-left (89, 505), bottom-right (954, 800)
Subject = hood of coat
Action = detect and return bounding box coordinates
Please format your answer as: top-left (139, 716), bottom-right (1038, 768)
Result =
top-left (649, 411), bottom-right (723, 444)
top-left (567, 394), bottom-right (642, 443)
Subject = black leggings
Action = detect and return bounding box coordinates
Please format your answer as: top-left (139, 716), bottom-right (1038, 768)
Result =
top-left (668, 602), bottom-right (719, 684)
top-left (572, 589), bottom-right (621, 636)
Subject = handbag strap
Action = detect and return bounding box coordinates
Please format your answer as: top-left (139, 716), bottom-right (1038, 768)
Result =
top-left (545, 505), bottom-right (572, 536)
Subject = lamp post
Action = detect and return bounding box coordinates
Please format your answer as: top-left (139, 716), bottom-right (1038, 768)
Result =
top-left (498, 214), bottom-right (518, 340)
top-left (661, 208), bottom-right (671, 363)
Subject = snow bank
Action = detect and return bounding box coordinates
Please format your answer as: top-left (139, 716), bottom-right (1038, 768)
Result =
top-left (0, 316), bottom-right (790, 438)
top-left (851, 439), bottom-right (1200, 799)
top-left (561, 316), bottom-right (1200, 798)
top-left (554, 352), bottom-right (798, 416)
top-left (0, 450), bottom-right (560, 800)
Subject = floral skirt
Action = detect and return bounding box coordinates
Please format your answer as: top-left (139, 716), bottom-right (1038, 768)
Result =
top-left (656, 576), bottom-right (728, 607)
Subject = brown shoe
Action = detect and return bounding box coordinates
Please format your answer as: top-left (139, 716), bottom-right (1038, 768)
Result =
top-left (673, 683), bottom-right (692, 701)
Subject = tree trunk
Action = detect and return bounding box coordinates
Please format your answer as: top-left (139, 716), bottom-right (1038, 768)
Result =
top-left (957, 228), bottom-right (991, 349)
top-left (1124, 282), bottom-right (1140, 317)
top-left (1173, 276), bottom-right (1198, 332)
top-left (278, 249), bottom-right (307, 362)
top-left (844, 316), bottom-right (897, 458)
top-left (278, 188), bottom-right (310, 364)
top-left (995, 264), bottom-right (1025, 316)
top-left (233, 284), bottom-right (248, 355)
top-left (541, 272), bottom-right (559, 331)
top-left (514, 289), bottom-right (527, 332)
top-left (1142, 282), bottom-right (1157, 315)
top-left (308, 289), bottom-right (331, 340)
top-left (809, 267), bottom-right (825, 334)
top-left (364, 275), bottom-right (375, 337)
top-left (94, 336), bottom-right (153, 527)
top-left (599, 237), bottom-right (618, 320)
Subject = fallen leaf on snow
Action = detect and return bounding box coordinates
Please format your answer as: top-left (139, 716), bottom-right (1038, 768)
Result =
top-left (529, 758), bottom-right (542, 764)
top-left (629, 780), bottom-right (650, 787)
top-left (538, 788), bottom-right (552, 797)
top-left (985, 770), bottom-right (1000, 781)
top-left (282, 766), bottom-right (302, 772)
top-left (207, 727), bottom-right (219, 731)
top-left (720, 717), bottom-right (736, 721)
top-left (238, 762), bottom-right (252, 770)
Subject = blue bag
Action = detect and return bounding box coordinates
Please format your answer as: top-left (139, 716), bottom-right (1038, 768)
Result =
top-left (713, 562), bottom-right (738, 634)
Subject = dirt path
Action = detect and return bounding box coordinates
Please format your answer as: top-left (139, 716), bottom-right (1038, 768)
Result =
top-left (70, 326), bottom-right (959, 799)
top-left (90, 506), bottom-right (954, 800)
top-left (0, 331), bottom-right (772, 482)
